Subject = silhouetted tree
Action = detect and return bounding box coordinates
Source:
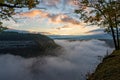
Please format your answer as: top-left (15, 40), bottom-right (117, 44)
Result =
top-left (75, 0), bottom-right (120, 50)
top-left (0, 0), bottom-right (39, 29)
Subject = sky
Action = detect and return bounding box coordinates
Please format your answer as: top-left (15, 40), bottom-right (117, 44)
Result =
top-left (2, 0), bottom-right (103, 35)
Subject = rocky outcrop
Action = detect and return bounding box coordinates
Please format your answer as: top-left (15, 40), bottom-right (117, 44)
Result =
top-left (0, 32), bottom-right (60, 58)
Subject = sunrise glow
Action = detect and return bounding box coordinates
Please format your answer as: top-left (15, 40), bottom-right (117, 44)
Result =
top-left (2, 0), bottom-right (101, 35)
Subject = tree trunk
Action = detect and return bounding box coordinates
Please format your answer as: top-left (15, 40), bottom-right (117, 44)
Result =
top-left (110, 26), bottom-right (118, 50)
top-left (115, 8), bottom-right (119, 49)
top-left (116, 27), bottom-right (119, 49)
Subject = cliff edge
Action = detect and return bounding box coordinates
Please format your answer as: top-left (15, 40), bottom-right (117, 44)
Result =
top-left (88, 50), bottom-right (120, 80)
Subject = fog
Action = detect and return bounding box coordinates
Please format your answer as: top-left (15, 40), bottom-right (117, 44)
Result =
top-left (0, 39), bottom-right (113, 80)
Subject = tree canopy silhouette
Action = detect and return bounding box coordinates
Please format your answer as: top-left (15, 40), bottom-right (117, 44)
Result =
top-left (0, 0), bottom-right (39, 30)
top-left (75, 0), bottom-right (120, 50)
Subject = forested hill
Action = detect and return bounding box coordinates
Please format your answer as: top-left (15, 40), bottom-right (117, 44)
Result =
top-left (0, 32), bottom-right (60, 58)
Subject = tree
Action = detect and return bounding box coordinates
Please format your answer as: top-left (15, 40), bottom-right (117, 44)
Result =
top-left (75, 0), bottom-right (120, 50)
top-left (0, 0), bottom-right (39, 28)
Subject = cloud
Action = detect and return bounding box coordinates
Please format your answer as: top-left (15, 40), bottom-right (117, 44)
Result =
top-left (45, 0), bottom-right (80, 6)
top-left (20, 10), bottom-right (80, 25)
top-left (56, 25), bottom-right (71, 30)
top-left (2, 0), bottom-right (103, 35)
top-left (0, 40), bottom-right (113, 80)
top-left (40, 0), bottom-right (79, 7)
top-left (85, 28), bottom-right (104, 34)
top-left (3, 11), bottom-right (102, 35)
top-left (48, 14), bottom-right (80, 25)
top-left (66, 0), bottom-right (80, 6)
top-left (20, 10), bottom-right (49, 18)
top-left (41, 0), bottom-right (60, 6)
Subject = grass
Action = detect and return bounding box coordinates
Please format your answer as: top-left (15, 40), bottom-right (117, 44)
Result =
top-left (87, 50), bottom-right (120, 80)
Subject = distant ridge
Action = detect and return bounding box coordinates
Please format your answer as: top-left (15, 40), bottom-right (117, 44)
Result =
top-left (0, 31), bottom-right (60, 58)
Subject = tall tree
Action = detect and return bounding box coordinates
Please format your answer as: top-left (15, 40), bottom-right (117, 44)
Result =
top-left (75, 0), bottom-right (120, 50)
top-left (0, 0), bottom-right (39, 29)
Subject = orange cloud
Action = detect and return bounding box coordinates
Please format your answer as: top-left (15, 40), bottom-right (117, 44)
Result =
top-left (49, 14), bottom-right (80, 25)
top-left (20, 10), bottom-right (49, 18)
top-left (20, 10), bottom-right (80, 25)
top-left (66, 0), bottom-right (80, 6)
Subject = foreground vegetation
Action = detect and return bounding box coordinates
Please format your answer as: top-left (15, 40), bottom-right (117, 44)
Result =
top-left (88, 50), bottom-right (120, 80)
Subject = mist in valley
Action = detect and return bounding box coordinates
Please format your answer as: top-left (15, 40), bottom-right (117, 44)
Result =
top-left (0, 39), bottom-right (113, 80)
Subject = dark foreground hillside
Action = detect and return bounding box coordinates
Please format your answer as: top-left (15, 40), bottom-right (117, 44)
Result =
top-left (0, 32), bottom-right (60, 58)
top-left (88, 50), bottom-right (120, 80)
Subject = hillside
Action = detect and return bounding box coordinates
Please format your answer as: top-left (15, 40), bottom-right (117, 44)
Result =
top-left (88, 50), bottom-right (120, 80)
top-left (0, 32), bottom-right (60, 58)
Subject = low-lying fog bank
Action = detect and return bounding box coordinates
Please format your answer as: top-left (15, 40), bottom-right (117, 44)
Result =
top-left (0, 39), bottom-right (113, 80)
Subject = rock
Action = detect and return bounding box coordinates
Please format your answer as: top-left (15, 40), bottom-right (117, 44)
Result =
top-left (0, 32), bottom-right (60, 58)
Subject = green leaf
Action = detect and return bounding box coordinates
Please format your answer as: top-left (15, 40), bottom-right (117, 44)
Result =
top-left (0, 0), bottom-right (4, 3)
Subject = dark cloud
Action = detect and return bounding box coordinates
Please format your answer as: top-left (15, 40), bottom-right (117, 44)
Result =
top-left (56, 25), bottom-right (72, 30)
